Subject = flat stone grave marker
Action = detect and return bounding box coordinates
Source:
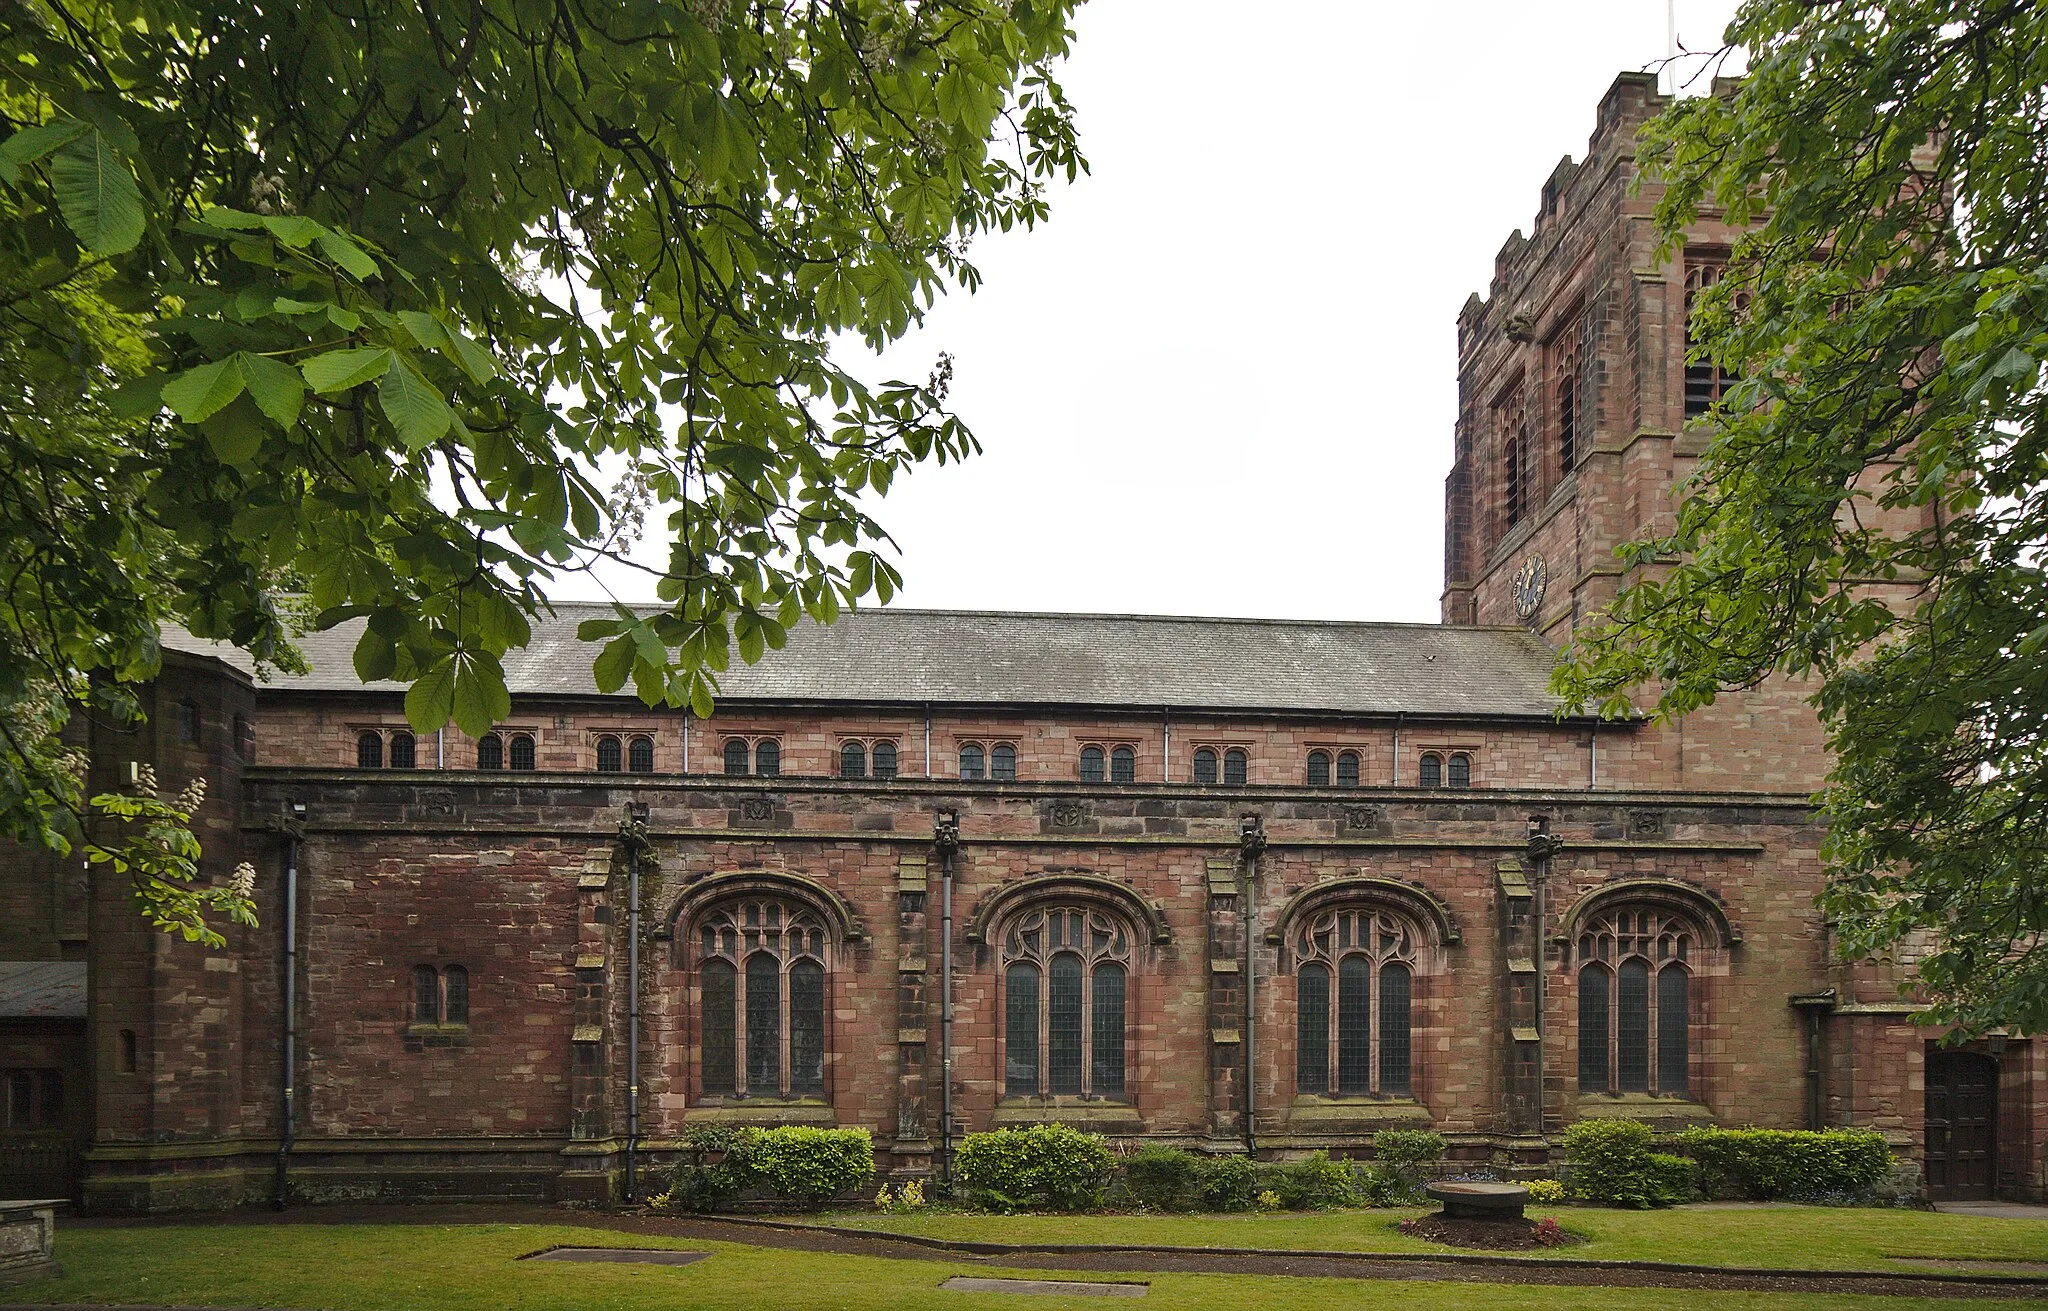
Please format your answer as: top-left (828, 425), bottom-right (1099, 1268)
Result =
top-left (942, 1277), bottom-right (1148, 1298)
top-left (522, 1247), bottom-right (710, 1266)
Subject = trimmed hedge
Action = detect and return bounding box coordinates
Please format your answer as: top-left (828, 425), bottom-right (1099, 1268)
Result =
top-left (653, 1124), bottom-right (874, 1212)
top-left (1677, 1127), bottom-right (1892, 1202)
top-left (1561, 1119), bottom-right (1691, 1208)
top-left (956, 1124), bottom-right (1116, 1212)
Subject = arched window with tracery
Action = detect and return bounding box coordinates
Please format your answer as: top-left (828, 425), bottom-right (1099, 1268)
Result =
top-left (696, 898), bottom-right (831, 1099)
top-left (1293, 906), bottom-right (1418, 1097)
top-left (1001, 905), bottom-right (1131, 1099)
top-left (1576, 906), bottom-right (1694, 1097)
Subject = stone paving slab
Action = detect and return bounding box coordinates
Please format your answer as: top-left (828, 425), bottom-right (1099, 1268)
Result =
top-left (942, 1277), bottom-right (1148, 1298)
top-left (1934, 1202), bottom-right (2048, 1221)
top-left (521, 1247), bottom-right (709, 1266)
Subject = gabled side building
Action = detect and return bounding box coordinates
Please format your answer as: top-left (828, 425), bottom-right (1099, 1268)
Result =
top-left (0, 72), bottom-right (2039, 1210)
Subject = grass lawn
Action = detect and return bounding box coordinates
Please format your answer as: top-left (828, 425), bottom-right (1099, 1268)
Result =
top-left (804, 1204), bottom-right (2048, 1272)
top-left (4, 1222), bottom-right (2043, 1311)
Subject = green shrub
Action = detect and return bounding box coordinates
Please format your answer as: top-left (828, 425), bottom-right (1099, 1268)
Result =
top-left (956, 1124), bottom-right (1115, 1213)
top-left (1676, 1127), bottom-right (1892, 1202)
top-left (1355, 1163), bottom-right (1417, 1208)
top-left (748, 1126), bottom-right (876, 1207)
top-left (1369, 1129), bottom-right (1444, 1202)
top-left (1561, 1119), bottom-right (1685, 1208)
top-left (651, 1125), bottom-right (873, 1212)
top-left (1193, 1153), bottom-right (1257, 1212)
top-left (1525, 1177), bottom-right (1566, 1204)
top-left (1256, 1153), bottom-right (1357, 1210)
top-left (1122, 1145), bottom-right (1201, 1212)
top-left (1647, 1152), bottom-right (1698, 1204)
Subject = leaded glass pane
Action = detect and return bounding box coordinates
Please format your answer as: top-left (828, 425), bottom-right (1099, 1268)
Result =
top-left (992, 744), bottom-right (1016, 781)
top-left (357, 732), bottom-right (383, 769)
top-left (1079, 746), bottom-right (1105, 783)
top-left (1224, 748), bottom-right (1247, 785)
top-left (414, 965), bottom-right (439, 1023)
top-left (1418, 754), bottom-right (1441, 788)
top-left (1617, 959), bottom-right (1650, 1092)
top-left (960, 744), bottom-right (985, 780)
top-left (1110, 745), bottom-right (1135, 783)
top-left (1447, 753), bottom-right (1471, 788)
top-left (791, 959), bottom-right (826, 1095)
top-left (1307, 751), bottom-right (1330, 786)
top-left (1336, 955), bottom-right (1372, 1095)
top-left (724, 739), bottom-right (749, 775)
top-left (444, 965), bottom-right (468, 1025)
top-left (1657, 966), bottom-right (1689, 1095)
top-left (755, 740), bottom-right (780, 776)
top-left (1379, 963), bottom-right (1411, 1095)
top-left (1193, 749), bottom-right (1217, 784)
top-left (746, 953), bottom-right (782, 1095)
top-left (1336, 752), bottom-right (1360, 787)
top-left (840, 741), bottom-right (866, 778)
top-left (477, 734), bottom-right (502, 769)
top-left (509, 734), bottom-right (535, 770)
top-left (873, 741), bottom-right (898, 779)
top-left (702, 960), bottom-right (737, 1095)
top-left (1297, 963), bottom-right (1330, 1094)
top-left (1005, 963), bottom-right (1040, 1096)
top-left (389, 732), bottom-right (415, 769)
top-left (1090, 963), bottom-right (1126, 1094)
top-left (597, 737), bottom-right (622, 772)
top-left (1048, 955), bottom-right (1083, 1095)
top-left (1578, 965), bottom-right (1608, 1092)
top-left (628, 735), bottom-right (654, 773)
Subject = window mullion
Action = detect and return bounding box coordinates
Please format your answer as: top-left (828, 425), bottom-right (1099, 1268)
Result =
top-left (1366, 954), bottom-right (1381, 1097)
top-left (1326, 957), bottom-right (1340, 1092)
top-left (1037, 957), bottom-right (1050, 1098)
top-left (734, 959), bottom-right (749, 1098)
top-left (779, 957), bottom-right (793, 1098)
top-left (1079, 962), bottom-right (1093, 1098)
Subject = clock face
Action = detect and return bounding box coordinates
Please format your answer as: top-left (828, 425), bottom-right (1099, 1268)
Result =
top-left (1513, 555), bottom-right (1548, 620)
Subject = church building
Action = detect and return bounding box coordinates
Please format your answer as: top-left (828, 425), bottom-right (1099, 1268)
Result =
top-left (2, 72), bottom-right (2041, 1210)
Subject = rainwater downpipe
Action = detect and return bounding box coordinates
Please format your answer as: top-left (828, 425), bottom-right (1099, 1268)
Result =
top-left (274, 801), bottom-right (305, 1210)
top-left (934, 812), bottom-right (961, 1189)
top-left (1161, 709), bottom-right (1171, 782)
top-left (1238, 814), bottom-right (1267, 1158)
top-left (623, 802), bottom-right (649, 1202)
top-left (1391, 714), bottom-right (1403, 786)
top-left (1588, 720), bottom-right (1597, 790)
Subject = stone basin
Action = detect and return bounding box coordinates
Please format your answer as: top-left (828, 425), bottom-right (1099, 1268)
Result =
top-left (1423, 1181), bottom-right (1529, 1221)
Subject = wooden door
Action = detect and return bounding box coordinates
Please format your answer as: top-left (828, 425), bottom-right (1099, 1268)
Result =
top-left (1925, 1050), bottom-right (1998, 1200)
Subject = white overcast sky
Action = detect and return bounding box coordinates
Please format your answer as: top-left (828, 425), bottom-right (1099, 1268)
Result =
top-left (557, 0), bottom-right (1744, 625)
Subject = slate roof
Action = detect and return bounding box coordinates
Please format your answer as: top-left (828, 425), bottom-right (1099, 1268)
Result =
top-left (0, 962), bottom-right (86, 1020)
top-left (169, 605), bottom-right (1568, 719)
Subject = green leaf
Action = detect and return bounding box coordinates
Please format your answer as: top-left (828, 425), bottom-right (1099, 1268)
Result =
top-left (238, 352), bottom-right (306, 429)
top-left (260, 214), bottom-right (324, 248)
top-left (397, 311), bottom-right (448, 350)
top-left (593, 635), bottom-right (636, 693)
top-left (316, 230), bottom-right (379, 280)
top-left (440, 325), bottom-right (499, 385)
top-left (450, 654), bottom-right (511, 737)
top-left (107, 376), bottom-right (165, 421)
top-left (404, 659), bottom-right (457, 733)
top-left (302, 347), bottom-right (393, 394)
top-left (1, 119), bottom-right (91, 167)
top-left (353, 626), bottom-right (397, 682)
top-left (377, 360), bottom-right (453, 450)
top-left (199, 394), bottom-right (266, 464)
top-left (160, 358), bottom-right (247, 423)
top-left (49, 128), bottom-right (145, 254)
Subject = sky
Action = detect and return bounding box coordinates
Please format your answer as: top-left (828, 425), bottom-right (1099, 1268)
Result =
top-left (557, 0), bottom-right (1745, 625)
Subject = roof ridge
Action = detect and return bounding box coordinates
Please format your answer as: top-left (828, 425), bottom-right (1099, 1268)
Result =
top-left (525, 600), bottom-right (1534, 635)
